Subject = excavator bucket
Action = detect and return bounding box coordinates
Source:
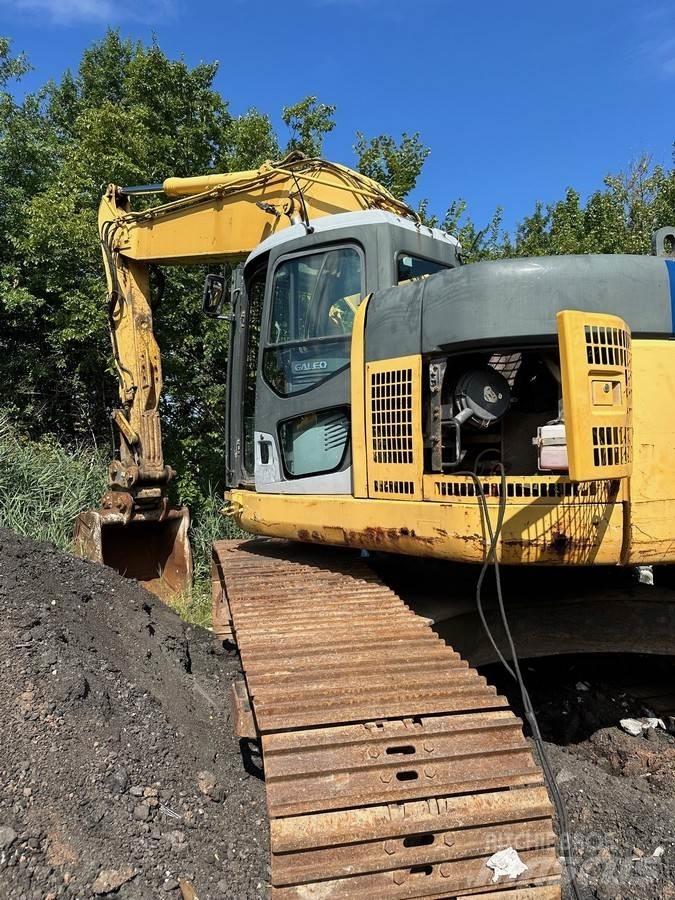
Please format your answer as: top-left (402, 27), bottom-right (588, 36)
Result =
top-left (73, 506), bottom-right (192, 602)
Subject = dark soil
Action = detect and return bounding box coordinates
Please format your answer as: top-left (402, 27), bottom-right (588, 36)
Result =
top-left (2, 525), bottom-right (674, 900)
top-left (0, 527), bottom-right (266, 899)
top-left (485, 655), bottom-right (675, 899)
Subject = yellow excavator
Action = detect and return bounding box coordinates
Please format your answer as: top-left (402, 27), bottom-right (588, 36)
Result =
top-left (75, 151), bottom-right (675, 898)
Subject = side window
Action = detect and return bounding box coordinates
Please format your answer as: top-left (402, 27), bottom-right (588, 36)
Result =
top-left (279, 408), bottom-right (350, 478)
top-left (264, 246), bottom-right (363, 397)
top-left (398, 254), bottom-right (449, 284)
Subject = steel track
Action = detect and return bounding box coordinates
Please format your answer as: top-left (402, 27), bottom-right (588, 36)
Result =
top-left (213, 538), bottom-right (561, 899)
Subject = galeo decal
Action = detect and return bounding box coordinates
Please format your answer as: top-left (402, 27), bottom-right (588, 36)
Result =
top-left (293, 360), bottom-right (328, 372)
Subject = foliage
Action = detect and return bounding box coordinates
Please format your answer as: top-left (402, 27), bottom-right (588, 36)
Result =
top-left (282, 96), bottom-right (336, 158)
top-left (0, 412), bottom-right (107, 550)
top-left (171, 492), bottom-right (245, 627)
top-left (354, 131), bottom-right (430, 200)
top-left (220, 109), bottom-right (279, 171)
top-left (449, 153), bottom-right (675, 262)
top-left (511, 156), bottom-right (675, 258)
top-left (0, 410), bottom-right (244, 627)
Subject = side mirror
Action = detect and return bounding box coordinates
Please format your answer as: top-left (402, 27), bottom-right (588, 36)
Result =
top-left (652, 226), bottom-right (675, 258)
top-left (202, 273), bottom-right (227, 317)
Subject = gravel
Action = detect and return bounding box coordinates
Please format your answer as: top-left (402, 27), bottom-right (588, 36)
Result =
top-left (486, 655), bottom-right (675, 898)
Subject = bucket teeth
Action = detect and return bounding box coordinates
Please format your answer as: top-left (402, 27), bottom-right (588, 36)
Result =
top-left (214, 539), bottom-right (561, 899)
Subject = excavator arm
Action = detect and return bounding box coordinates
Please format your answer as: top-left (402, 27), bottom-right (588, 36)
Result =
top-left (74, 154), bottom-right (416, 599)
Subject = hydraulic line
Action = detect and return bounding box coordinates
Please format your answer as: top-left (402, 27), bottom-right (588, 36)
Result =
top-left (464, 460), bottom-right (582, 900)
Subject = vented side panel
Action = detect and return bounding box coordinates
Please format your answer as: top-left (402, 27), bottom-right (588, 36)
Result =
top-left (558, 311), bottom-right (632, 482)
top-left (366, 355), bottom-right (423, 500)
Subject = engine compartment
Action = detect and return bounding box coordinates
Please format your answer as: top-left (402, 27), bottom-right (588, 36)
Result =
top-left (425, 344), bottom-right (567, 476)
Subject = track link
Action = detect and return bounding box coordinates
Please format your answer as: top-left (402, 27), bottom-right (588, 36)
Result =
top-left (213, 539), bottom-right (561, 899)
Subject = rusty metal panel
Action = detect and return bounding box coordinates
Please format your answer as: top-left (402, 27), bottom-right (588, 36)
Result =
top-left (229, 679), bottom-right (256, 740)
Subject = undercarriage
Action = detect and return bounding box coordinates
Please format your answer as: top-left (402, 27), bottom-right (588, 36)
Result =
top-left (213, 539), bottom-right (562, 898)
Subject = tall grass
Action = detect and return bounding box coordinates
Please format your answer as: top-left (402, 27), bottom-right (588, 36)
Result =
top-left (173, 491), bottom-right (245, 628)
top-left (0, 413), bottom-right (244, 627)
top-left (0, 413), bottom-right (107, 548)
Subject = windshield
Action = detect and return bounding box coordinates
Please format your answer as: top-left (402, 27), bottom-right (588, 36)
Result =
top-left (269, 246), bottom-right (363, 344)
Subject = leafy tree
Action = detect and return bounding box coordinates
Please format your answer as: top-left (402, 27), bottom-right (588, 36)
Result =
top-left (354, 131), bottom-right (430, 200)
top-left (511, 156), bottom-right (675, 258)
top-left (0, 32), bottom-right (234, 510)
top-left (220, 109), bottom-right (279, 171)
top-left (282, 96), bottom-right (336, 158)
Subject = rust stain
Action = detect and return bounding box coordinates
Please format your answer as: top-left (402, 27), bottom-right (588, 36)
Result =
top-left (297, 528), bottom-right (330, 544)
top-left (334, 525), bottom-right (440, 550)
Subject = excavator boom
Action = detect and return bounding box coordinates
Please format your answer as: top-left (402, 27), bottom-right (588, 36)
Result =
top-left (74, 153), bottom-right (417, 598)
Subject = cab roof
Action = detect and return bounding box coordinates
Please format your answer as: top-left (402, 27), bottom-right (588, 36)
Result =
top-left (245, 209), bottom-right (460, 267)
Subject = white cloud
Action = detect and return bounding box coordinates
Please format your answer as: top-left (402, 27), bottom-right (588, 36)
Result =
top-left (0, 0), bottom-right (175, 24)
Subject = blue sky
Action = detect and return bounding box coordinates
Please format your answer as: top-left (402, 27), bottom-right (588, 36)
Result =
top-left (1, 0), bottom-right (673, 233)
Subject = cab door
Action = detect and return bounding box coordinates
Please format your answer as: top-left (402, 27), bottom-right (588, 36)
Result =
top-left (253, 243), bottom-right (365, 494)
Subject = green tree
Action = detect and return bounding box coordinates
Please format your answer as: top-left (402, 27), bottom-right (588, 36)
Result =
top-left (0, 39), bottom-right (63, 427)
top-left (282, 96), bottom-right (336, 158)
top-left (354, 131), bottom-right (430, 200)
top-left (0, 32), bottom-right (234, 511)
top-left (220, 109), bottom-right (279, 171)
top-left (511, 156), bottom-right (675, 258)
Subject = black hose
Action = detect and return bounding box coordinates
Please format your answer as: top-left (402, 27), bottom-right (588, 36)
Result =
top-left (459, 462), bottom-right (582, 899)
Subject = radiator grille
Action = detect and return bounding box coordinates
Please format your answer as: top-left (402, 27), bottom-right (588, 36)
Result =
top-left (431, 477), bottom-right (616, 502)
top-left (584, 324), bottom-right (629, 368)
top-left (366, 357), bottom-right (422, 501)
top-left (370, 367), bottom-right (414, 464)
top-left (373, 480), bottom-right (415, 495)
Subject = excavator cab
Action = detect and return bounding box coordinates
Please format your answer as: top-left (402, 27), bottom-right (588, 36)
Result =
top-left (222, 213), bottom-right (458, 494)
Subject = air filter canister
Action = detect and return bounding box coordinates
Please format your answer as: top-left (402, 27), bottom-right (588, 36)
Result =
top-left (454, 367), bottom-right (511, 428)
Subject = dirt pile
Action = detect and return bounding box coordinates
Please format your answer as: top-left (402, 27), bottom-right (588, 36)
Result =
top-left (0, 528), bottom-right (266, 899)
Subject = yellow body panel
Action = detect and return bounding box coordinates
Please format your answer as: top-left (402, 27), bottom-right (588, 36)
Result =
top-left (625, 339), bottom-right (675, 563)
top-left (350, 294), bottom-right (370, 499)
top-left (228, 484), bottom-right (625, 565)
top-left (557, 310), bottom-right (632, 481)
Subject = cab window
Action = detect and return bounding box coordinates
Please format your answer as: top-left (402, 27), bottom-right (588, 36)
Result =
top-left (397, 254), bottom-right (449, 284)
top-left (263, 246), bottom-right (363, 397)
top-left (269, 246), bottom-right (363, 343)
